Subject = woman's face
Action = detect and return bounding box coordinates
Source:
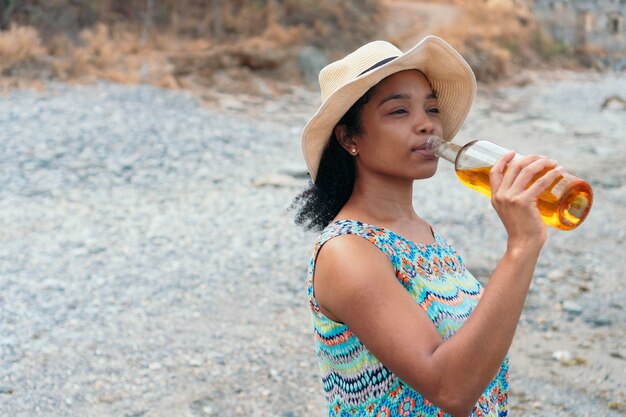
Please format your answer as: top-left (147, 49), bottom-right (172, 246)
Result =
top-left (350, 69), bottom-right (444, 181)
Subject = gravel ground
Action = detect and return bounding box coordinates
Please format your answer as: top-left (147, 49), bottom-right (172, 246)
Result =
top-left (0, 72), bottom-right (624, 417)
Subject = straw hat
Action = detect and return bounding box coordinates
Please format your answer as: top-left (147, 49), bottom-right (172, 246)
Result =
top-left (301, 35), bottom-right (476, 181)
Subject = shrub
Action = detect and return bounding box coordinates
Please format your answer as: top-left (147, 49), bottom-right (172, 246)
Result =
top-left (0, 25), bottom-right (46, 75)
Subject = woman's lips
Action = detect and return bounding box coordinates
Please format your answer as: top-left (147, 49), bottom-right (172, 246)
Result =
top-left (412, 144), bottom-right (438, 160)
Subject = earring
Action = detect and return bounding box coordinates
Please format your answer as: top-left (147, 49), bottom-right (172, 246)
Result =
top-left (351, 148), bottom-right (357, 154)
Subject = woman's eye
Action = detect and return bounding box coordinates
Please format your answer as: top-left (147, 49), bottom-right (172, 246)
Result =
top-left (428, 108), bottom-right (440, 114)
top-left (391, 108), bottom-right (408, 115)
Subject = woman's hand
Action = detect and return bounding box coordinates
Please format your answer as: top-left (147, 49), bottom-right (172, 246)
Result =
top-left (489, 151), bottom-right (564, 252)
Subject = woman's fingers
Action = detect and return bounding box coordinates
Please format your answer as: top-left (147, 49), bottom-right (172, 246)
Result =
top-left (525, 165), bottom-right (564, 196)
top-left (489, 153), bottom-right (559, 249)
top-left (489, 150), bottom-right (516, 193)
top-left (497, 154), bottom-right (542, 192)
top-left (508, 157), bottom-right (559, 194)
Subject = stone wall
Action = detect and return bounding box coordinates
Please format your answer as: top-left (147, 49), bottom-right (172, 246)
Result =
top-left (529, 0), bottom-right (626, 68)
top-left (531, 0), bottom-right (625, 48)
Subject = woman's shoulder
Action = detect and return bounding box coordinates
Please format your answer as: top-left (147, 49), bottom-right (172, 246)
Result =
top-left (326, 218), bottom-right (395, 238)
top-left (322, 218), bottom-right (379, 235)
top-left (313, 220), bottom-right (398, 274)
top-left (311, 222), bottom-right (399, 323)
top-left (313, 219), bottom-right (390, 258)
top-left (314, 219), bottom-right (370, 249)
top-left (320, 219), bottom-right (448, 251)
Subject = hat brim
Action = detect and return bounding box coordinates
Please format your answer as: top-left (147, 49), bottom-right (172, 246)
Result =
top-left (301, 35), bottom-right (476, 181)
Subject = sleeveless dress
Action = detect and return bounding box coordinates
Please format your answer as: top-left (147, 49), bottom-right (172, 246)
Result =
top-left (307, 219), bottom-right (509, 417)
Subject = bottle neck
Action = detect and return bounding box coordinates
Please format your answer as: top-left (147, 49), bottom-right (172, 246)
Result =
top-left (425, 136), bottom-right (461, 163)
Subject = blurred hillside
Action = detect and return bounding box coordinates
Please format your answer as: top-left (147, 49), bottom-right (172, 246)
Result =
top-left (0, 0), bottom-right (609, 96)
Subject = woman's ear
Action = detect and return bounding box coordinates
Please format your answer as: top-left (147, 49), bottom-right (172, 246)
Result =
top-left (335, 125), bottom-right (359, 155)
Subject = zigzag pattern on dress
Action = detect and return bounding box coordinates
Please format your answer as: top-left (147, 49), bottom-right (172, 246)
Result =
top-left (322, 366), bottom-right (396, 408)
top-left (307, 219), bottom-right (509, 416)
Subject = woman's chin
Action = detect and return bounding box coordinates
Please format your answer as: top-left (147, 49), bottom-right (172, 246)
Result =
top-left (412, 161), bottom-right (439, 180)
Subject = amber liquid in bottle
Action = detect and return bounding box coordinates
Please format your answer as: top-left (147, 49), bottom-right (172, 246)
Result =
top-left (426, 137), bottom-right (593, 231)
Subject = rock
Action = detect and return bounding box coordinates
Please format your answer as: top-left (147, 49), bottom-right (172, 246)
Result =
top-left (190, 397), bottom-right (218, 417)
top-left (530, 119), bottom-right (566, 134)
top-left (188, 357), bottom-right (203, 367)
top-left (608, 401), bottom-right (626, 411)
top-left (253, 174), bottom-right (301, 187)
top-left (547, 269), bottom-right (567, 280)
top-left (552, 350), bottom-right (573, 362)
top-left (573, 130), bottom-right (601, 138)
top-left (297, 46), bottom-right (328, 86)
top-left (586, 316), bottom-right (612, 327)
top-left (217, 95), bottom-right (246, 111)
top-left (561, 300), bottom-right (583, 315)
top-left (552, 350), bottom-right (588, 366)
top-left (252, 78), bottom-right (274, 99)
top-left (601, 95), bottom-right (626, 111)
top-left (508, 71), bottom-right (539, 88)
top-left (269, 368), bottom-right (283, 382)
top-left (98, 394), bottom-right (119, 404)
top-left (279, 164), bottom-right (310, 179)
top-left (577, 284), bottom-right (590, 293)
top-left (148, 362), bottom-right (162, 370)
top-left (233, 44), bottom-right (287, 70)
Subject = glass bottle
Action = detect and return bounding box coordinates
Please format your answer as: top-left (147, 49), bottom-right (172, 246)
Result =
top-left (425, 136), bottom-right (593, 231)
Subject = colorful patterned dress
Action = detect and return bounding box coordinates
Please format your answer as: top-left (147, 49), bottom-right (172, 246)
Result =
top-left (307, 220), bottom-right (509, 417)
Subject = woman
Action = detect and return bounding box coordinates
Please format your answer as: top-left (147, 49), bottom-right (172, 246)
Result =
top-left (293, 36), bottom-right (562, 416)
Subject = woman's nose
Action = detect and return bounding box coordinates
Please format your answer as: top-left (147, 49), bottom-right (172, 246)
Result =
top-left (415, 111), bottom-right (435, 134)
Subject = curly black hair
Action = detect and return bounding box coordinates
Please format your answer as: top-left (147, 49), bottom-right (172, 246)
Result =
top-left (292, 86), bottom-right (377, 231)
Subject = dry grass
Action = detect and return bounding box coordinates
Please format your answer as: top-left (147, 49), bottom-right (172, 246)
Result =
top-left (428, 1), bottom-right (578, 82)
top-left (0, 0), bottom-right (381, 94)
top-left (0, 0), bottom-right (582, 93)
top-left (435, 1), bottom-right (544, 81)
top-left (0, 25), bottom-right (46, 75)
